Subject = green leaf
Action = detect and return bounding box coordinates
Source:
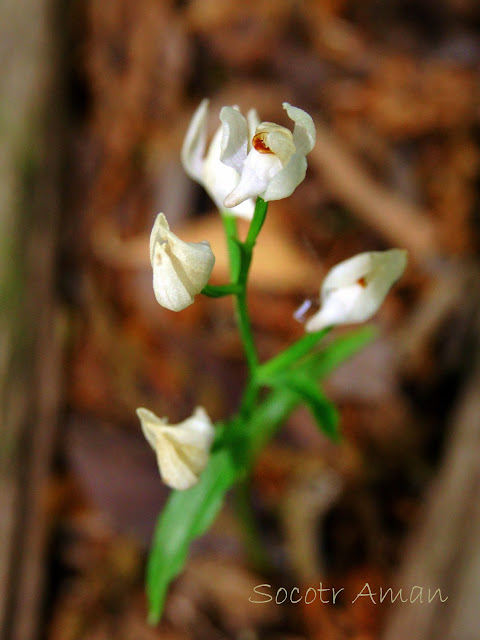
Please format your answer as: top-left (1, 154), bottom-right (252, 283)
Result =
top-left (267, 373), bottom-right (339, 441)
top-left (257, 328), bottom-right (331, 380)
top-left (300, 325), bottom-right (377, 380)
top-left (147, 427), bottom-right (241, 623)
top-left (247, 385), bottom-right (302, 460)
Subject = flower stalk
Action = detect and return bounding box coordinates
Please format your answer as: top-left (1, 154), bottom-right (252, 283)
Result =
top-left (234, 477), bottom-right (271, 572)
top-left (222, 198), bottom-right (268, 416)
top-left (220, 198), bottom-right (272, 565)
top-left (221, 198), bottom-right (268, 379)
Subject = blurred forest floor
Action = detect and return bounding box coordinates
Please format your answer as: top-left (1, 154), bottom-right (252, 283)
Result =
top-left (6, 0), bottom-right (480, 639)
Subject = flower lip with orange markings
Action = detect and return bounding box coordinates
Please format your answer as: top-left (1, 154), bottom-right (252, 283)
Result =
top-left (252, 133), bottom-right (275, 154)
top-left (220, 102), bottom-right (316, 207)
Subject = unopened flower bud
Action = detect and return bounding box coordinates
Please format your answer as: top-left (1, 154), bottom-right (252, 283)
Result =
top-left (137, 406), bottom-right (215, 490)
top-left (150, 213), bottom-right (215, 311)
top-left (305, 249), bottom-right (408, 332)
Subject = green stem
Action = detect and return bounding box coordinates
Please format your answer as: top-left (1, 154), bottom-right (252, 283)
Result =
top-left (221, 210), bottom-right (258, 373)
top-left (239, 377), bottom-right (259, 419)
top-left (221, 201), bottom-right (268, 380)
top-left (234, 291), bottom-right (258, 373)
top-left (221, 212), bottom-right (241, 282)
top-left (235, 199), bottom-right (268, 372)
top-left (245, 197), bottom-right (268, 249)
top-left (221, 202), bottom-right (270, 564)
top-left (234, 477), bottom-right (271, 572)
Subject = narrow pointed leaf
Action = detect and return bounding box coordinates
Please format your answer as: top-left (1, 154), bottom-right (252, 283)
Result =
top-left (147, 427), bottom-right (241, 623)
top-left (299, 326), bottom-right (377, 380)
top-left (258, 328), bottom-right (330, 380)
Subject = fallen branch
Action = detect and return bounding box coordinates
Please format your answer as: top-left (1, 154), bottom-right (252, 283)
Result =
top-left (381, 295), bottom-right (480, 640)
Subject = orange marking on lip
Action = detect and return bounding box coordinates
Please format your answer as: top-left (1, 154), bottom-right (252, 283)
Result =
top-left (357, 276), bottom-right (367, 288)
top-left (252, 133), bottom-right (274, 154)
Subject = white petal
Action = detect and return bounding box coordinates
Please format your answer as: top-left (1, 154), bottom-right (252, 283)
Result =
top-left (220, 106), bottom-right (248, 174)
top-left (136, 407), bottom-right (168, 451)
top-left (224, 148), bottom-right (283, 208)
top-left (181, 406), bottom-right (216, 443)
top-left (162, 407), bottom-right (214, 447)
top-left (152, 245), bottom-right (194, 311)
top-left (149, 212), bottom-right (169, 263)
top-left (168, 235), bottom-right (215, 291)
top-left (223, 198), bottom-right (256, 220)
top-left (283, 102), bottom-right (316, 155)
top-left (320, 252), bottom-right (374, 291)
top-left (159, 409), bottom-right (214, 476)
top-left (305, 284), bottom-right (367, 332)
top-left (321, 249), bottom-right (407, 296)
top-left (154, 435), bottom-right (200, 490)
top-left (203, 125), bottom-right (255, 219)
top-left (262, 126), bottom-right (296, 165)
top-left (150, 213), bottom-right (215, 311)
top-left (246, 108), bottom-right (260, 144)
top-left (181, 102), bottom-right (256, 218)
top-left (181, 99), bottom-right (209, 183)
top-left (262, 151), bottom-right (307, 201)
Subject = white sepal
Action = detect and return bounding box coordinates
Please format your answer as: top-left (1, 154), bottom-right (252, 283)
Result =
top-left (150, 213), bottom-right (215, 312)
top-left (181, 101), bottom-right (256, 220)
top-left (136, 406), bottom-right (215, 490)
top-left (305, 249), bottom-right (408, 332)
top-left (181, 98), bottom-right (209, 184)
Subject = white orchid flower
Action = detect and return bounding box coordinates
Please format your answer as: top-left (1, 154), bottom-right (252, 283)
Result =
top-left (150, 212), bottom-right (215, 312)
top-left (181, 99), bottom-right (258, 219)
top-left (305, 249), bottom-right (408, 333)
top-left (137, 406), bottom-right (215, 490)
top-left (220, 102), bottom-right (316, 208)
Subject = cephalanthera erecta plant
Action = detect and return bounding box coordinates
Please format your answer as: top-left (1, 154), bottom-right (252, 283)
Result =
top-left (139, 100), bottom-right (407, 623)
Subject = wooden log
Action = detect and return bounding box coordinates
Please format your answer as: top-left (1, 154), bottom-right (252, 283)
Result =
top-left (0, 2), bottom-right (62, 639)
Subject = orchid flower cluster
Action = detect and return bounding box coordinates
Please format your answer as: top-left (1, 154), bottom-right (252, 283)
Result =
top-left (137, 100), bottom-right (407, 623)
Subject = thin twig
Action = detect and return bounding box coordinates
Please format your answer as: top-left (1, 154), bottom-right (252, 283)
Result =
top-left (310, 121), bottom-right (439, 261)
